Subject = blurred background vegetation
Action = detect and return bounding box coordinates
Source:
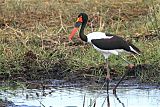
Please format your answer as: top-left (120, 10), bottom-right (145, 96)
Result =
top-left (0, 0), bottom-right (160, 84)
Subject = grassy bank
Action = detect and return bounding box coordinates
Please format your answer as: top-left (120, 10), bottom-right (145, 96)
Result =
top-left (0, 0), bottom-right (160, 84)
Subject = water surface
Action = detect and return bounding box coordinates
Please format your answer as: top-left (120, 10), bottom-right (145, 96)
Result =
top-left (0, 86), bottom-right (160, 107)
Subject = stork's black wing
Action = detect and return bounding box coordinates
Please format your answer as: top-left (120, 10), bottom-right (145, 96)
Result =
top-left (91, 35), bottom-right (131, 52)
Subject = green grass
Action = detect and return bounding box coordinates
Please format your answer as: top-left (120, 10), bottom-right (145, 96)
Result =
top-left (0, 0), bottom-right (160, 84)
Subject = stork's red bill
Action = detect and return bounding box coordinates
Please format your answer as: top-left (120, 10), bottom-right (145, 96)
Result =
top-left (69, 16), bottom-right (83, 41)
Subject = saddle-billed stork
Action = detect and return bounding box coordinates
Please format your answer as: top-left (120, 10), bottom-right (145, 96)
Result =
top-left (69, 13), bottom-right (140, 94)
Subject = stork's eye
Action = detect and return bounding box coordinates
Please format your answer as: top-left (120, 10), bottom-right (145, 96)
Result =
top-left (76, 16), bottom-right (83, 23)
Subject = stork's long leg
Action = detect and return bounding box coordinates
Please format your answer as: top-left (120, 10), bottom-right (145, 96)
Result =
top-left (113, 56), bottom-right (134, 94)
top-left (107, 93), bottom-right (110, 107)
top-left (105, 58), bottom-right (110, 94)
top-left (113, 70), bottom-right (128, 94)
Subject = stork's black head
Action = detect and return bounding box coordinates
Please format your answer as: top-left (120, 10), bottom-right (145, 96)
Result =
top-left (69, 13), bottom-right (88, 41)
top-left (74, 13), bottom-right (88, 27)
top-left (78, 13), bottom-right (88, 23)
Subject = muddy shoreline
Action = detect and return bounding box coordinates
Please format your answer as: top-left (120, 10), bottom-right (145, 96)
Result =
top-left (1, 64), bottom-right (159, 89)
top-left (1, 62), bottom-right (159, 88)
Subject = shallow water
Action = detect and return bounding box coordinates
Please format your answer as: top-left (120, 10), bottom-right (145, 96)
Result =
top-left (0, 86), bottom-right (160, 107)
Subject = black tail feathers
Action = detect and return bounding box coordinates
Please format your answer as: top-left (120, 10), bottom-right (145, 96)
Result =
top-left (128, 43), bottom-right (141, 55)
